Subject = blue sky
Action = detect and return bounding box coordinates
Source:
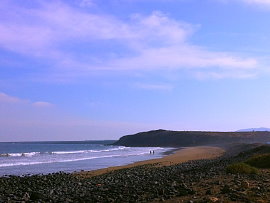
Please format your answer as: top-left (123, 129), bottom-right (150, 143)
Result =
top-left (1, 0), bottom-right (270, 141)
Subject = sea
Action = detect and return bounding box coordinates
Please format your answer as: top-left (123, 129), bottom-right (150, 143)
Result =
top-left (0, 141), bottom-right (171, 176)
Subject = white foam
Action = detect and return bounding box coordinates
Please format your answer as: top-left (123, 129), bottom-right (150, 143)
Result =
top-left (0, 147), bottom-right (163, 158)
top-left (51, 146), bottom-right (128, 155)
top-left (0, 147), bottom-right (129, 158)
top-left (24, 152), bottom-right (40, 157)
top-left (51, 150), bottom-right (86, 155)
top-left (1, 152), bottom-right (40, 157)
top-left (0, 154), bottom-right (124, 168)
top-left (8, 153), bottom-right (22, 157)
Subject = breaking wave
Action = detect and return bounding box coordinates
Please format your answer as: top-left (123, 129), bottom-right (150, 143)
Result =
top-left (0, 146), bottom-right (129, 157)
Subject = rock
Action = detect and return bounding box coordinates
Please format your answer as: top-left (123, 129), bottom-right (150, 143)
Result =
top-left (241, 180), bottom-right (250, 189)
top-left (22, 192), bottom-right (30, 201)
top-left (208, 197), bottom-right (219, 202)
top-left (205, 189), bottom-right (212, 195)
top-left (256, 200), bottom-right (267, 203)
top-left (30, 192), bottom-right (43, 200)
top-left (49, 189), bottom-right (54, 195)
top-left (221, 185), bottom-right (231, 194)
top-left (171, 181), bottom-right (177, 187)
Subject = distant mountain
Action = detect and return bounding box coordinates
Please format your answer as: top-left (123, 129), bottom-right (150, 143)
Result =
top-left (113, 129), bottom-right (270, 147)
top-left (237, 128), bottom-right (270, 132)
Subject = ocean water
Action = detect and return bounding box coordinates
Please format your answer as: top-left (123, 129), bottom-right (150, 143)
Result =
top-left (0, 141), bottom-right (171, 176)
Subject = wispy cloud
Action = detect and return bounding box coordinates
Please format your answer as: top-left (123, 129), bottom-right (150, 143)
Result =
top-left (194, 70), bottom-right (258, 80)
top-left (79, 0), bottom-right (95, 7)
top-left (134, 83), bottom-right (173, 91)
top-left (0, 92), bottom-right (53, 107)
top-left (109, 45), bottom-right (257, 71)
top-left (240, 0), bottom-right (270, 5)
top-left (32, 101), bottom-right (54, 108)
top-left (0, 0), bottom-right (260, 80)
top-left (0, 92), bottom-right (26, 103)
top-left (220, 0), bottom-right (270, 6)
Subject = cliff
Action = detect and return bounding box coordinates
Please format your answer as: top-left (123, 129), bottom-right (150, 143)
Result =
top-left (113, 129), bottom-right (270, 147)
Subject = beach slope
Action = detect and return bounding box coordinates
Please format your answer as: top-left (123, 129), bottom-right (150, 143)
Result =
top-left (77, 146), bottom-right (224, 178)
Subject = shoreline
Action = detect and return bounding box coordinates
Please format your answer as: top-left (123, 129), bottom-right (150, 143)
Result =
top-left (1, 144), bottom-right (270, 202)
top-left (0, 146), bottom-right (224, 178)
top-left (76, 146), bottom-right (225, 178)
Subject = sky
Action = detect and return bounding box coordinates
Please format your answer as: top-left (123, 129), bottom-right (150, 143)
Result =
top-left (1, 0), bottom-right (270, 141)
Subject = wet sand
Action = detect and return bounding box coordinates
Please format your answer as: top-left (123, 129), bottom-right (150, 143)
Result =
top-left (76, 146), bottom-right (225, 178)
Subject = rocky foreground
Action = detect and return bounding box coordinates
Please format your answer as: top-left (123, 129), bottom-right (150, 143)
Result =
top-left (0, 144), bottom-right (270, 202)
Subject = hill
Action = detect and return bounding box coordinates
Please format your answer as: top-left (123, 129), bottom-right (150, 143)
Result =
top-left (237, 127), bottom-right (270, 132)
top-left (113, 129), bottom-right (270, 147)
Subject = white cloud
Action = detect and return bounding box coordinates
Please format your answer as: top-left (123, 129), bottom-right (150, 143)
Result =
top-left (0, 1), bottom-right (260, 79)
top-left (131, 12), bottom-right (193, 44)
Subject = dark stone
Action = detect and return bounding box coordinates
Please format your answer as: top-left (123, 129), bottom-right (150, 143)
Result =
top-left (30, 192), bottom-right (43, 200)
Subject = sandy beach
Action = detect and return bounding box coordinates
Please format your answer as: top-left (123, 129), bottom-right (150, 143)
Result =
top-left (77, 146), bottom-right (225, 178)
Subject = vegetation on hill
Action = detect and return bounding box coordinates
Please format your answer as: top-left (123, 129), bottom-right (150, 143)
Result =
top-left (236, 144), bottom-right (270, 159)
top-left (226, 163), bottom-right (259, 174)
top-left (246, 154), bottom-right (270, 169)
top-left (226, 145), bottom-right (270, 174)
